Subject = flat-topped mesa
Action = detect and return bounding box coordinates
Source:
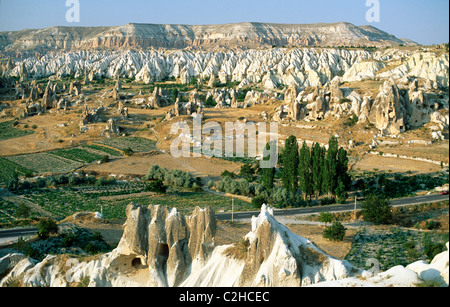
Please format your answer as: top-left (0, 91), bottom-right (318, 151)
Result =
top-left (0, 22), bottom-right (416, 53)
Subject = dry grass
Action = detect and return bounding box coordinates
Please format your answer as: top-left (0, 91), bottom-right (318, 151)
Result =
top-left (222, 239), bottom-right (250, 260)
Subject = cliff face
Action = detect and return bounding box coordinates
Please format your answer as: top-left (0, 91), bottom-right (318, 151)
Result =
top-left (0, 22), bottom-right (415, 53)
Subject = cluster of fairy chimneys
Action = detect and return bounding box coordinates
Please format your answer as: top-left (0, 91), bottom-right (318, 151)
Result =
top-left (12, 74), bottom-right (86, 117)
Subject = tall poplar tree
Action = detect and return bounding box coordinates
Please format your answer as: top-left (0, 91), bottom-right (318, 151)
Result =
top-left (281, 135), bottom-right (299, 194)
top-left (299, 141), bottom-right (313, 200)
top-left (323, 136), bottom-right (339, 197)
top-left (261, 141), bottom-right (276, 191)
top-left (311, 142), bottom-right (324, 199)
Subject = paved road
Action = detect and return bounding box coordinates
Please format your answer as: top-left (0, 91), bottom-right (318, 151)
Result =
top-left (0, 194), bottom-right (447, 242)
top-left (216, 193), bottom-right (449, 221)
top-left (0, 227), bottom-right (38, 245)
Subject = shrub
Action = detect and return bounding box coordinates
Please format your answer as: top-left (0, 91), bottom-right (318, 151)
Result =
top-left (146, 180), bottom-right (167, 194)
top-left (146, 165), bottom-right (196, 189)
top-left (361, 194), bottom-right (392, 225)
top-left (15, 203), bottom-right (31, 219)
top-left (37, 218), bottom-right (58, 239)
top-left (123, 147), bottom-right (133, 156)
top-left (424, 241), bottom-right (445, 261)
top-left (319, 212), bottom-right (334, 224)
top-left (101, 155), bottom-right (110, 163)
top-left (323, 222), bottom-right (346, 241)
top-left (252, 196), bottom-right (266, 209)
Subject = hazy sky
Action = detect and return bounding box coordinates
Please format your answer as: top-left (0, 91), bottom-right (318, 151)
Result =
top-left (0, 0), bottom-right (448, 45)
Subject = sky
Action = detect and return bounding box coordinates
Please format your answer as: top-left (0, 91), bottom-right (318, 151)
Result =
top-left (0, 0), bottom-right (448, 45)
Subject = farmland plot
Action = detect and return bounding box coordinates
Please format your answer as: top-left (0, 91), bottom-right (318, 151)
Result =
top-left (0, 120), bottom-right (34, 141)
top-left (49, 148), bottom-right (104, 163)
top-left (6, 153), bottom-right (83, 174)
top-left (0, 157), bottom-right (33, 183)
top-left (96, 137), bottom-right (156, 152)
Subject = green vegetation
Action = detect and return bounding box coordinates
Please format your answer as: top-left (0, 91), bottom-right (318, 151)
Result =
top-left (21, 226), bottom-right (111, 261)
top-left (346, 227), bottom-right (448, 271)
top-left (83, 144), bottom-right (123, 157)
top-left (96, 137), bottom-right (156, 152)
top-left (146, 165), bottom-right (197, 189)
top-left (0, 157), bottom-right (33, 183)
top-left (354, 170), bottom-right (448, 199)
top-left (344, 114), bottom-right (359, 127)
top-left (6, 153), bottom-right (82, 174)
top-left (323, 222), bottom-right (346, 242)
top-left (49, 148), bottom-right (104, 163)
top-left (360, 194), bottom-right (393, 225)
top-left (37, 218), bottom-right (58, 239)
top-left (0, 120), bottom-right (34, 141)
top-left (281, 135), bottom-right (299, 194)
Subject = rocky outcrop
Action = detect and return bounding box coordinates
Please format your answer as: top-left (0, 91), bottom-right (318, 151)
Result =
top-left (368, 79), bottom-right (407, 135)
top-left (111, 204), bottom-right (216, 287)
top-left (1, 205), bottom-right (448, 287)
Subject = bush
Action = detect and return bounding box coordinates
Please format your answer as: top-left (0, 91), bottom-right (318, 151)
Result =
top-left (323, 222), bottom-right (346, 241)
top-left (146, 180), bottom-right (167, 194)
top-left (37, 218), bottom-right (58, 239)
top-left (424, 241), bottom-right (445, 261)
top-left (15, 203), bottom-right (31, 219)
top-left (101, 155), bottom-right (110, 163)
top-left (361, 194), bottom-right (392, 225)
top-left (252, 196), bottom-right (266, 209)
top-left (319, 212), bottom-right (334, 224)
top-left (215, 177), bottom-right (251, 196)
top-left (146, 165), bottom-right (196, 189)
top-left (123, 147), bottom-right (133, 156)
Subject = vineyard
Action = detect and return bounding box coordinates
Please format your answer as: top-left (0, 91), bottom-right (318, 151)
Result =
top-left (0, 157), bottom-right (32, 183)
top-left (0, 183), bottom-right (253, 225)
top-left (5, 153), bottom-right (83, 174)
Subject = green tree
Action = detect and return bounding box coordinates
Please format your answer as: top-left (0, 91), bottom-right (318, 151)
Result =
top-left (311, 142), bottom-right (324, 199)
top-left (261, 141), bottom-right (276, 191)
top-left (15, 204), bottom-right (31, 219)
top-left (240, 163), bottom-right (255, 181)
top-left (281, 135), bottom-right (299, 194)
top-left (172, 88), bottom-right (179, 101)
top-left (337, 147), bottom-right (351, 190)
top-left (361, 194), bottom-right (392, 225)
top-left (323, 136), bottom-right (338, 197)
top-left (335, 177), bottom-right (347, 204)
top-left (298, 141), bottom-right (312, 200)
top-left (37, 218), bottom-right (58, 239)
top-left (323, 222), bottom-right (346, 241)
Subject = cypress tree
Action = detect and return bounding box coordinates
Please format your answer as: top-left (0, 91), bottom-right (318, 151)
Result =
top-left (299, 141), bottom-right (312, 200)
top-left (311, 142), bottom-right (324, 199)
top-left (261, 141), bottom-right (276, 191)
top-left (281, 135), bottom-right (299, 194)
top-left (324, 136), bottom-right (339, 197)
top-left (337, 147), bottom-right (351, 190)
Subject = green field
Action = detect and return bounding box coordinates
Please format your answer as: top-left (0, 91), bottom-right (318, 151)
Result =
top-left (82, 144), bottom-right (123, 157)
top-left (49, 148), bottom-right (104, 163)
top-left (6, 153), bottom-right (83, 174)
top-left (345, 227), bottom-right (449, 271)
top-left (0, 157), bottom-right (32, 183)
top-left (0, 185), bottom-right (253, 224)
top-left (0, 120), bottom-right (34, 141)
